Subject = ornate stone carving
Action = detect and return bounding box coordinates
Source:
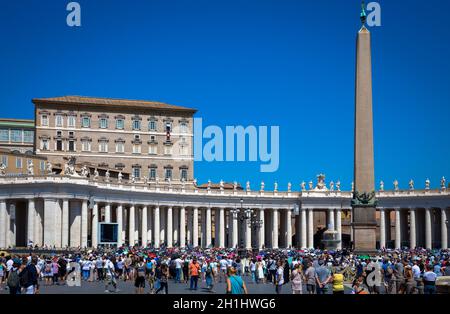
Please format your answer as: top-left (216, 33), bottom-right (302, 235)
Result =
top-left (105, 170), bottom-right (110, 182)
top-left (0, 163), bottom-right (6, 176)
top-left (425, 178), bottom-right (430, 190)
top-left (233, 181), bottom-right (237, 191)
top-left (329, 181), bottom-right (334, 191)
top-left (336, 180), bottom-right (341, 191)
top-left (409, 179), bottom-right (414, 191)
top-left (441, 176), bottom-right (446, 190)
top-left (379, 180), bottom-right (384, 191)
top-left (246, 181), bottom-right (250, 192)
top-left (118, 172), bottom-right (123, 183)
top-left (274, 181), bottom-right (278, 192)
top-left (260, 181), bottom-right (265, 192)
top-left (63, 156), bottom-right (79, 177)
top-left (351, 190), bottom-right (377, 207)
top-left (27, 160), bottom-right (34, 176)
top-left (80, 165), bottom-right (89, 178)
top-left (93, 168), bottom-right (99, 181)
top-left (220, 180), bottom-right (224, 190)
top-left (300, 181), bottom-right (306, 191)
top-left (308, 181), bottom-right (313, 190)
top-left (287, 182), bottom-right (292, 193)
top-left (46, 162), bottom-right (53, 175)
top-left (315, 174), bottom-right (327, 190)
top-left (393, 179), bottom-right (399, 191)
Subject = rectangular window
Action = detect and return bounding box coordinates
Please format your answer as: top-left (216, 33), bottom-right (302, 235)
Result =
top-left (149, 145), bottom-right (157, 155)
top-left (165, 169), bottom-right (172, 180)
top-left (149, 120), bottom-right (156, 131)
top-left (132, 120), bottom-right (141, 130)
top-left (165, 122), bottom-right (172, 132)
top-left (1, 155), bottom-right (8, 167)
top-left (68, 140), bottom-right (75, 152)
top-left (23, 130), bottom-right (34, 143)
top-left (56, 140), bottom-right (63, 151)
top-left (10, 129), bottom-right (22, 143)
top-left (133, 144), bottom-right (141, 154)
top-left (40, 161), bottom-right (45, 171)
top-left (0, 129), bottom-right (8, 142)
top-left (99, 142), bottom-right (108, 153)
top-left (116, 119), bottom-right (124, 130)
top-left (116, 143), bottom-right (124, 153)
top-left (81, 141), bottom-right (91, 152)
top-left (41, 139), bottom-right (49, 151)
top-left (180, 123), bottom-right (188, 134)
top-left (16, 157), bottom-right (22, 169)
top-left (55, 115), bottom-right (63, 127)
top-left (68, 116), bottom-right (76, 127)
top-left (133, 167), bottom-right (141, 179)
top-left (100, 118), bottom-right (108, 129)
top-left (81, 117), bottom-right (90, 128)
top-left (149, 168), bottom-right (156, 180)
top-left (181, 169), bottom-right (188, 181)
top-left (41, 115), bottom-right (48, 126)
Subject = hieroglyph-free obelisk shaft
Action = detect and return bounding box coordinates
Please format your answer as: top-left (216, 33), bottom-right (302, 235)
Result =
top-left (351, 5), bottom-right (378, 253)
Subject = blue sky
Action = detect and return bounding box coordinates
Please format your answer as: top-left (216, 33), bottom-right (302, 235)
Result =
top-left (0, 0), bottom-right (449, 190)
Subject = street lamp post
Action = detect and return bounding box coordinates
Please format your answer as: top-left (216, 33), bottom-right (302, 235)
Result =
top-left (231, 198), bottom-right (263, 256)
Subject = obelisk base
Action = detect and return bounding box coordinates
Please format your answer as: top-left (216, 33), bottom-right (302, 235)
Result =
top-left (352, 207), bottom-right (377, 255)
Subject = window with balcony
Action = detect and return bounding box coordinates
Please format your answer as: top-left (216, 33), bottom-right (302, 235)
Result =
top-left (1, 155), bottom-right (8, 167)
top-left (133, 144), bottom-right (141, 154)
top-left (41, 139), bottom-right (49, 151)
top-left (149, 144), bottom-right (157, 155)
top-left (68, 140), bottom-right (75, 152)
top-left (56, 139), bottom-right (63, 151)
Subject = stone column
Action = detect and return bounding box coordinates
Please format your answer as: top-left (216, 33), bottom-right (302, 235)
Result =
top-left (301, 208), bottom-right (307, 248)
top-left (160, 207), bottom-right (165, 244)
top-left (154, 206), bottom-right (160, 248)
top-left (0, 200), bottom-right (6, 248)
top-left (308, 208), bottom-right (314, 249)
top-left (193, 207), bottom-right (199, 247)
top-left (286, 209), bottom-right (292, 248)
top-left (441, 208), bottom-right (448, 249)
top-left (117, 204), bottom-right (123, 245)
top-left (272, 208), bottom-right (279, 249)
top-left (425, 207), bottom-right (432, 249)
top-left (259, 208), bottom-right (265, 249)
top-left (104, 203), bottom-right (111, 223)
top-left (81, 200), bottom-right (88, 248)
top-left (245, 214), bottom-right (252, 249)
top-left (214, 208), bottom-right (219, 246)
top-left (167, 206), bottom-right (173, 247)
top-left (409, 208), bottom-right (416, 249)
top-left (54, 200), bottom-right (62, 248)
top-left (187, 208), bottom-right (192, 245)
top-left (232, 212), bottom-right (238, 248)
top-left (180, 207), bottom-right (186, 247)
top-left (129, 205), bottom-right (135, 245)
top-left (379, 208), bottom-right (386, 249)
top-left (219, 207), bottom-right (225, 247)
top-left (335, 208), bottom-right (342, 250)
top-left (27, 199), bottom-right (35, 245)
top-left (141, 205), bottom-right (148, 246)
top-left (92, 203), bottom-right (98, 248)
top-left (61, 199), bottom-right (69, 248)
top-left (328, 208), bottom-right (335, 230)
top-left (173, 207), bottom-right (179, 245)
top-left (395, 208), bottom-right (401, 249)
top-left (206, 207), bottom-right (212, 247)
top-left (147, 206), bottom-right (152, 245)
top-left (43, 199), bottom-right (57, 247)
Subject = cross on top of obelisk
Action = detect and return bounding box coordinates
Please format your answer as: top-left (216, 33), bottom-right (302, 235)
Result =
top-left (360, 1), bottom-right (367, 25)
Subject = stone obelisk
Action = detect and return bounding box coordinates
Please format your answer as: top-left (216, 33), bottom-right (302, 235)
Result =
top-left (351, 3), bottom-right (377, 254)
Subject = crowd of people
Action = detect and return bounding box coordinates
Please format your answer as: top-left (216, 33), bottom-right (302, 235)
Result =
top-left (0, 246), bottom-right (449, 295)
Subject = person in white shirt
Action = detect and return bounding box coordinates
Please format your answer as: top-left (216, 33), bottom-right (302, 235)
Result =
top-left (175, 257), bottom-right (183, 283)
top-left (104, 258), bottom-right (118, 293)
top-left (219, 257), bottom-right (228, 283)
